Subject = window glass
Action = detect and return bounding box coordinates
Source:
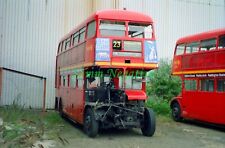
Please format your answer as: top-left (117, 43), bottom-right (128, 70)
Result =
top-left (70, 74), bottom-right (76, 88)
top-left (100, 20), bottom-right (125, 37)
top-left (125, 76), bottom-right (132, 89)
top-left (119, 76), bottom-right (123, 88)
top-left (175, 44), bottom-right (185, 55)
top-left (132, 76), bottom-right (142, 89)
top-left (58, 43), bottom-right (61, 53)
top-left (200, 79), bottom-right (214, 92)
top-left (72, 32), bottom-right (79, 46)
top-left (184, 80), bottom-right (197, 91)
top-left (77, 75), bottom-right (83, 88)
top-left (61, 41), bottom-right (65, 52)
top-left (125, 76), bottom-right (142, 89)
top-left (217, 79), bottom-right (225, 92)
top-left (62, 76), bottom-right (67, 87)
top-left (124, 41), bottom-right (141, 52)
top-left (87, 21), bottom-right (96, 38)
top-left (218, 35), bottom-right (225, 49)
top-left (128, 23), bottom-right (153, 38)
top-left (79, 27), bottom-right (86, 42)
top-left (186, 42), bottom-right (199, 54)
top-left (200, 38), bottom-right (216, 51)
top-left (87, 77), bottom-right (100, 88)
top-left (65, 38), bottom-right (71, 50)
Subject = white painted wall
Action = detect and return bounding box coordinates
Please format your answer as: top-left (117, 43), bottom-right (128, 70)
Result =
top-left (0, 0), bottom-right (224, 108)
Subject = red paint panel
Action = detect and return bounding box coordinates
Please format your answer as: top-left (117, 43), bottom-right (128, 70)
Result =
top-left (125, 90), bottom-right (147, 100)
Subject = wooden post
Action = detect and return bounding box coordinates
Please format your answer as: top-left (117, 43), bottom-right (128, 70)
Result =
top-left (0, 68), bottom-right (2, 101)
top-left (42, 78), bottom-right (47, 112)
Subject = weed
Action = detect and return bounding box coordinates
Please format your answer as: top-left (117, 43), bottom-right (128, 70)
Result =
top-left (0, 104), bottom-right (67, 148)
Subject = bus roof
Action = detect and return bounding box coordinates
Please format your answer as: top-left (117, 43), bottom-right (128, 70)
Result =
top-left (176, 28), bottom-right (225, 44)
top-left (95, 9), bottom-right (153, 22)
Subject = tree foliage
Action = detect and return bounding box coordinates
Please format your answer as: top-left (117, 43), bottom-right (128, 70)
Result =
top-left (147, 59), bottom-right (182, 102)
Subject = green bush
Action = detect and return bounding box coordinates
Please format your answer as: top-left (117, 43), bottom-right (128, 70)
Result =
top-left (146, 59), bottom-right (181, 115)
top-left (146, 97), bottom-right (171, 116)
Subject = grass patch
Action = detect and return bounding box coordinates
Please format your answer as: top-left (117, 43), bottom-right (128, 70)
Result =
top-left (0, 105), bottom-right (67, 148)
top-left (146, 97), bottom-right (171, 116)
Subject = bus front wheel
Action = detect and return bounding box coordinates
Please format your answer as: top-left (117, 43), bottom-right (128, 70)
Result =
top-left (171, 102), bottom-right (182, 122)
top-left (141, 108), bottom-right (156, 137)
top-left (84, 108), bottom-right (99, 138)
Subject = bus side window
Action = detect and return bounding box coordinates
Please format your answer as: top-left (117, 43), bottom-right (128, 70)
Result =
top-left (64, 76), bottom-right (68, 87)
top-left (184, 79), bottom-right (197, 91)
top-left (67, 75), bottom-right (70, 87)
top-left (217, 79), bottom-right (225, 92)
top-left (61, 75), bottom-right (65, 87)
top-left (218, 35), bottom-right (225, 49)
top-left (185, 42), bottom-right (199, 54)
top-left (79, 27), bottom-right (86, 43)
top-left (77, 75), bottom-right (83, 88)
top-left (72, 32), bottom-right (79, 46)
top-left (200, 38), bottom-right (216, 51)
top-left (70, 74), bottom-right (77, 88)
top-left (61, 41), bottom-right (65, 52)
top-left (87, 20), bottom-right (96, 39)
top-left (175, 44), bottom-right (185, 55)
top-left (200, 79), bottom-right (214, 92)
top-left (65, 38), bottom-right (71, 50)
top-left (58, 43), bottom-right (61, 54)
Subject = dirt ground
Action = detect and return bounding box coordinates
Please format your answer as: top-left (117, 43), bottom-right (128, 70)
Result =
top-left (55, 116), bottom-right (225, 148)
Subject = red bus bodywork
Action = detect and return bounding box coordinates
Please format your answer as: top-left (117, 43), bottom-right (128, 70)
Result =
top-left (171, 29), bottom-right (225, 125)
top-left (55, 10), bottom-right (157, 137)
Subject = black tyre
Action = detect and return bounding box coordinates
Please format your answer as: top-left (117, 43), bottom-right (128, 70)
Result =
top-left (141, 108), bottom-right (156, 137)
top-left (83, 108), bottom-right (99, 138)
top-left (171, 102), bottom-right (182, 122)
top-left (55, 97), bottom-right (59, 111)
top-left (58, 99), bottom-right (64, 117)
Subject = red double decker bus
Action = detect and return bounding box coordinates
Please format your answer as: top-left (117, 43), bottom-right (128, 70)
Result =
top-left (55, 10), bottom-right (158, 137)
top-left (170, 29), bottom-right (225, 125)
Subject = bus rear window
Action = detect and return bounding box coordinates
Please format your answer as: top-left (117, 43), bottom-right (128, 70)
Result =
top-left (99, 20), bottom-right (125, 37)
top-left (128, 23), bottom-right (153, 38)
top-left (175, 44), bottom-right (185, 55)
top-left (185, 42), bottom-right (199, 54)
top-left (200, 38), bottom-right (216, 51)
top-left (218, 35), bottom-right (225, 49)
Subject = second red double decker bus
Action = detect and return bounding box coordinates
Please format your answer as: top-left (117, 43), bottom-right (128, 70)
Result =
top-left (170, 28), bottom-right (225, 125)
top-left (55, 10), bottom-right (158, 137)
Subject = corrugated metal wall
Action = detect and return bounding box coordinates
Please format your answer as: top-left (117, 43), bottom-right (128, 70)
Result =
top-left (0, 0), bottom-right (224, 108)
top-left (0, 0), bottom-right (65, 108)
top-left (1, 69), bottom-right (44, 108)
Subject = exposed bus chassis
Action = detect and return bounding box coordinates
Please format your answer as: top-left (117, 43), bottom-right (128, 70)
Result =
top-left (84, 82), bottom-right (155, 137)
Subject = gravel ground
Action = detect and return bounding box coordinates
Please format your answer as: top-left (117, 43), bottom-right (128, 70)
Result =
top-left (55, 116), bottom-right (225, 148)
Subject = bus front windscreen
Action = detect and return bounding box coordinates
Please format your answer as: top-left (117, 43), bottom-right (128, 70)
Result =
top-left (99, 20), bottom-right (126, 37)
top-left (128, 23), bottom-right (153, 39)
top-left (99, 20), bottom-right (153, 39)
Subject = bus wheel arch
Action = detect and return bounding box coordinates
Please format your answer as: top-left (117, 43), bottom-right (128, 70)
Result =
top-left (170, 100), bottom-right (183, 122)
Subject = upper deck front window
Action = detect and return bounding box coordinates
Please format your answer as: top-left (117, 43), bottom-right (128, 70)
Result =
top-left (128, 23), bottom-right (153, 39)
top-left (99, 20), bottom-right (125, 37)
